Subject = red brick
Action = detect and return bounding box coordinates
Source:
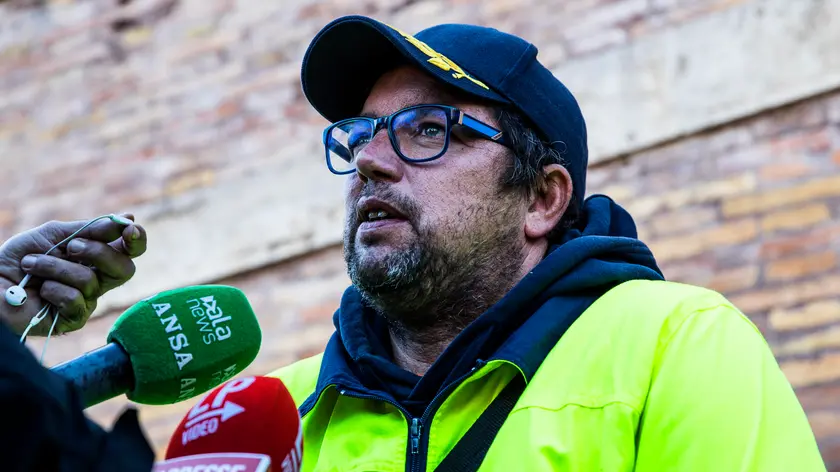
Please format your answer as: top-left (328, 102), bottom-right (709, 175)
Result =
top-left (759, 162), bottom-right (815, 181)
top-left (760, 224), bottom-right (840, 260)
top-left (706, 265), bottom-right (760, 294)
top-left (828, 94), bottom-right (840, 124)
top-left (661, 257), bottom-right (716, 287)
top-left (715, 143), bottom-right (772, 174)
top-left (770, 299), bottom-right (840, 332)
top-left (766, 251), bottom-right (837, 281)
top-left (723, 175), bottom-right (840, 217)
top-left (774, 325), bottom-right (840, 357)
top-left (796, 384), bottom-right (840, 412)
top-left (649, 206), bottom-right (718, 237)
top-left (751, 101), bottom-right (826, 138)
top-left (648, 218), bottom-right (758, 263)
top-left (597, 184), bottom-right (636, 203)
top-left (642, 157), bottom-right (748, 195)
top-left (821, 442), bottom-right (840, 472)
top-left (807, 411), bottom-right (840, 443)
top-left (216, 100), bottom-right (241, 120)
top-left (634, 136), bottom-right (708, 172)
top-left (769, 128), bottom-right (832, 155)
top-left (163, 169), bottom-right (215, 196)
top-left (761, 203), bottom-right (831, 233)
top-left (731, 274), bottom-right (840, 314)
top-left (711, 241), bottom-right (761, 271)
top-left (781, 352), bottom-right (840, 388)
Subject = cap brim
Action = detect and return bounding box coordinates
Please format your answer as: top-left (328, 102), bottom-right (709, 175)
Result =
top-left (302, 15), bottom-right (509, 123)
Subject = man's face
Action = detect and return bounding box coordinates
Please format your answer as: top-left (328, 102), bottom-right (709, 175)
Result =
top-left (342, 66), bottom-right (528, 329)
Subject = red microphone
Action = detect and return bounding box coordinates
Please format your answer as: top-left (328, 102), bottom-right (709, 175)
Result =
top-left (158, 376), bottom-right (302, 472)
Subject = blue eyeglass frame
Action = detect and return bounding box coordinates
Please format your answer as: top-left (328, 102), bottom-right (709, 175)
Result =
top-left (322, 104), bottom-right (511, 175)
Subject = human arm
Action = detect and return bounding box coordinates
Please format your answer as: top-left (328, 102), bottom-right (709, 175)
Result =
top-left (0, 316), bottom-right (154, 471)
top-left (634, 303), bottom-right (825, 471)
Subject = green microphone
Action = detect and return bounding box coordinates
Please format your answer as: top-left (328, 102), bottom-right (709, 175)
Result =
top-left (51, 285), bottom-right (262, 408)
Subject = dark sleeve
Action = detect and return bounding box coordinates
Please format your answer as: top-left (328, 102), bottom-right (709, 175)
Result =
top-left (0, 320), bottom-right (155, 472)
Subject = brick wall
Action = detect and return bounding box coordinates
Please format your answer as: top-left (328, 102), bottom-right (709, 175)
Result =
top-left (3, 0), bottom-right (839, 468)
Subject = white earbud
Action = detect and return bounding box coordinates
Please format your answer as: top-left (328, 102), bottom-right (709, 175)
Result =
top-left (108, 214), bottom-right (134, 226)
top-left (4, 214), bottom-right (134, 308)
top-left (5, 274), bottom-right (31, 307)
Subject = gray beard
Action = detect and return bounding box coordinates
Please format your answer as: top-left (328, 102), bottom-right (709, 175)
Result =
top-left (343, 199), bottom-right (524, 344)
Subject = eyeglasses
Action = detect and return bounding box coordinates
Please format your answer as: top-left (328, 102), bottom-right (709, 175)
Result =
top-left (322, 104), bottom-right (510, 175)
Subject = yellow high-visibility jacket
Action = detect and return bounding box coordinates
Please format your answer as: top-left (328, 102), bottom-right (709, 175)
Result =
top-left (270, 279), bottom-right (825, 471)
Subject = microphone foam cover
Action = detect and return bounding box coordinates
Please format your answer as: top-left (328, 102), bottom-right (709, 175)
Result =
top-left (107, 285), bottom-right (262, 405)
top-left (165, 376), bottom-right (302, 471)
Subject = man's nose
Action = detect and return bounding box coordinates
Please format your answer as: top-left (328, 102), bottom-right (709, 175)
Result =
top-left (354, 131), bottom-right (404, 183)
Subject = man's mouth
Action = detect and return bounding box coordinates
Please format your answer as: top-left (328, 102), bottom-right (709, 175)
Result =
top-left (365, 210), bottom-right (396, 222)
top-left (355, 197), bottom-right (413, 238)
top-left (357, 198), bottom-right (409, 225)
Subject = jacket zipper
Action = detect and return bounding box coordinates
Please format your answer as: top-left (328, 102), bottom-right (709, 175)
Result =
top-left (410, 418), bottom-right (422, 454)
top-left (336, 360), bottom-right (490, 472)
top-left (406, 360), bottom-right (488, 472)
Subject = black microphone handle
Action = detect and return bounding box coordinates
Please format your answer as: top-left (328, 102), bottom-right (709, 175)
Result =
top-left (51, 342), bottom-right (135, 409)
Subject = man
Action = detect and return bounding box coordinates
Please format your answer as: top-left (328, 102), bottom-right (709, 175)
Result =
top-left (267, 15), bottom-right (825, 471)
top-left (0, 216), bottom-right (154, 470)
top-left (0, 15), bottom-right (823, 472)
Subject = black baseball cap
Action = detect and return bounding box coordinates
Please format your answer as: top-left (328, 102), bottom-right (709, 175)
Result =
top-left (301, 15), bottom-right (588, 206)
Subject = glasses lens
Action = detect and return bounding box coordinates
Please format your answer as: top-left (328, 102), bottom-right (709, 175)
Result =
top-left (327, 119), bottom-right (374, 173)
top-left (392, 107), bottom-right (449, 160)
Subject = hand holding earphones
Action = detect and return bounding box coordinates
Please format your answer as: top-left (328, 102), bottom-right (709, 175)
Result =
top-left (0, 213), bottom-right (147, 338)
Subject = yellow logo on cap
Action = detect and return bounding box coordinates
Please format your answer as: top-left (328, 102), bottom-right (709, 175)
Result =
top-left (385, 24), bottom-right (490, 91)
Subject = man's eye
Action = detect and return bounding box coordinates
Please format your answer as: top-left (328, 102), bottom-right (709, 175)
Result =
top-left (419, 124), bottom-right (444, 137)
top-left (348, 135), bottom-right (370, 153)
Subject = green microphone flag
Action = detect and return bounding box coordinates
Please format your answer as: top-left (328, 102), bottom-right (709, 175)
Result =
top-left (107, 285), bottom-right (262, 405)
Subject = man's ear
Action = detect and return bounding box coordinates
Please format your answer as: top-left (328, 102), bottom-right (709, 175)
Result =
top-left (524, 164), bottom-right (573, 240)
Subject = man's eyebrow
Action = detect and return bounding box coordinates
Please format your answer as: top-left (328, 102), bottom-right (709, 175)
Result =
top-left (357, 91), bottom-right (470, 118)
